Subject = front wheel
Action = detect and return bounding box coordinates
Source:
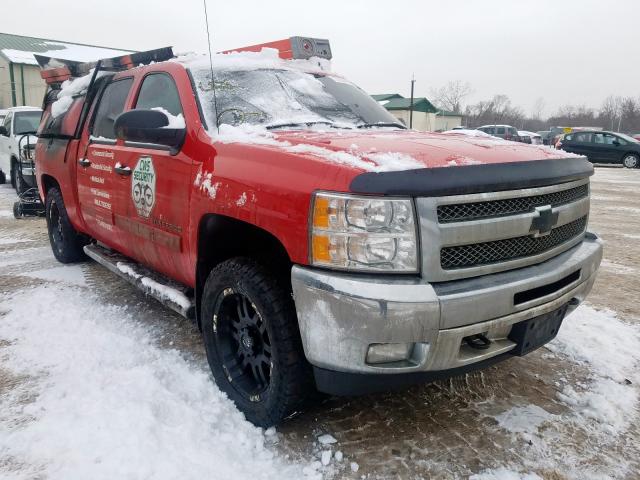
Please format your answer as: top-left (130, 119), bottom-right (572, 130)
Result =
top-left (45, 187), bottom-right (87, 263)
top-left (622, 154), bottom-right (639, 169)
top-left (201, 258), bottom-right (311, 427)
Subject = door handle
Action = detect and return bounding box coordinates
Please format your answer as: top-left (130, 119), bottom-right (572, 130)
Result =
top-left (114, 165), bottom-right (132, 176)
top-left (78, 158), bottom-right (91, 167)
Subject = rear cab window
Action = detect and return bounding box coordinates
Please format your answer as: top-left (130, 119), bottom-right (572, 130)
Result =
top-left (91, 77), bottom-right (135, 143)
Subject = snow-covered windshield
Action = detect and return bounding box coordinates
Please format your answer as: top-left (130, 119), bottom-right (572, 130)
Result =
top-left (191, 68), bottom-right (400, 130)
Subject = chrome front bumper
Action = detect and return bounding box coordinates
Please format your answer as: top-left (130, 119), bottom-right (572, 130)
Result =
top-left (291, 233), bottom-right (602, 375)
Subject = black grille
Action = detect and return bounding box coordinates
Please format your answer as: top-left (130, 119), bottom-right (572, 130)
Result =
top-left (437, 184), bottom-right (589, 223)
top-left (441, 216), bottom-right (588, 269)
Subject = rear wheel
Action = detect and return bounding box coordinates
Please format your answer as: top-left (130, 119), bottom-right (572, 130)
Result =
top-left (14, 167), bottom-right (26, 194)
top-left (201, 258), bottom-right (310, 427)
top-left (622, 154), bottom-right (639, 169)
top-left (10, 162), bottom-right (16, 188)
top-left (0, 170), bottom-right (5, 185)
top-left (45, 187), bottom-right (87, 263)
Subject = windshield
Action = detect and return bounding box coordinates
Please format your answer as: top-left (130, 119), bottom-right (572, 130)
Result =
top-left (617, 133), bottom-right (639, 143)
top-left (191, 68), bottom-right (400, 130)
top-left (14, 111), bottom-right (42, 135)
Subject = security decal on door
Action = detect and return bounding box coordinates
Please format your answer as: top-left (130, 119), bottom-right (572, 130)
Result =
top-left (132, 156), bottom-right (156, 218)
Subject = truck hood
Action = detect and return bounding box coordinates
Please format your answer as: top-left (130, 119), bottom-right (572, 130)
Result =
top-left (269, 129), bottom-right (577, 171)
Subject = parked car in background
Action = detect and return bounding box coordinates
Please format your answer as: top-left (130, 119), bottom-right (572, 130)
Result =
top-left (632, 133), bottom-right (640, 141)
top-left (477, 124), bottom-right (522, 141)
top-left (537, 131), bottom-right (552, 145)
top-left (557, 130), bottom-right (640, 168)
top-left (0, 106), bottom-right (42, 187)
top-left (518, 130), bottom-right (543, 145)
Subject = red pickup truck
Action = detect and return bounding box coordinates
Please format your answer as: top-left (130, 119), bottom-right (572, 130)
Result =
top-left (35, 38), bottom-right (602, 427)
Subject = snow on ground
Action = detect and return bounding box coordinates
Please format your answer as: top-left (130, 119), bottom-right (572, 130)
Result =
top-left (0, 285), bottom-right (313, 480)
top-left (481, 305), bottom-right (640, 478)
top-left (470, 468), bottom-right (542, 480)
top-left (547, 305), bottom-right (640, 434)
top-left (22, 265), bottom-right (87, 287)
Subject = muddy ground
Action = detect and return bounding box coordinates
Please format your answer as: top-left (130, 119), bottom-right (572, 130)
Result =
top-left (0, 166), bottom-right (638, 479)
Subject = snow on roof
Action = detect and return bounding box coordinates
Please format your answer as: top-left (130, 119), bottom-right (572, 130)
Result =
top-left (176, 47), bottom-right (331, 74)
top-left (0, 34), bottom-right (133, 66)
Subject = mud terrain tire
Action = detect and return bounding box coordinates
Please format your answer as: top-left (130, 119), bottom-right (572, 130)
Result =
top-left (201, 257), bottom-right (310, 427)
top-left (45, 187), bottom-right (87, 263)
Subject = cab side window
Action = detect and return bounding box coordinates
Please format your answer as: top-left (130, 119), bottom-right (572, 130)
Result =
top-left (92, 78), bottom-right (134, 139)
top-left (135, 74), bottom-right (183, 117)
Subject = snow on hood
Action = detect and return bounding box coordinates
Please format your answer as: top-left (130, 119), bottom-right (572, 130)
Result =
top-left (213, 124), bottom-right (581, 173)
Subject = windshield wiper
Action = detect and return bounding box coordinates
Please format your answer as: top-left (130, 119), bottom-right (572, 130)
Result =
top-left (266, 121), bottom-right (337, 130)
top-left (357, 122), bottom-right (407, 129)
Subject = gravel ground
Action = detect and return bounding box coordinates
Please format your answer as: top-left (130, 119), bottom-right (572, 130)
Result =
top-left (0, 166), bottom-right (638, 479)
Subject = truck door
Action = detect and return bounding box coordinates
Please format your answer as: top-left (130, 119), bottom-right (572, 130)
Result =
top-left (111, 72), bottom-right (193, 285)
top-left (76, 76), bottom-right (135, 251)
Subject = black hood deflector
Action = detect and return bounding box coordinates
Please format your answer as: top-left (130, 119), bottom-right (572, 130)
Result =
top-left (349, 157), bottom-right (593, 197)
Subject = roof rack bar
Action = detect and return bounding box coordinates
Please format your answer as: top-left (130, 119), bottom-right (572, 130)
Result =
top-left (37, 47), bottom-right (175, 84)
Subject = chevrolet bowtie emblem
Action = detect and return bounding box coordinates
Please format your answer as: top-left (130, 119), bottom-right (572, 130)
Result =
top-left (530, 205), bottom-right (559, 237)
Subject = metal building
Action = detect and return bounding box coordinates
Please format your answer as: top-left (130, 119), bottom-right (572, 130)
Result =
top-left (0, 32), bottom-right (132, 108)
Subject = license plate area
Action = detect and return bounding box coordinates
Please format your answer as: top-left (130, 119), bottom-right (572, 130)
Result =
top-left (508, 304), bottom-right (569, 356)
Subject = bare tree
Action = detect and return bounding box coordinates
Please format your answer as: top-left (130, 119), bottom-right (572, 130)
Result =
top-left (430, 80), bottom-right (473, 114)
top-left (532, 97), bottom-right (546, 120)
top-left (600, 96), bottom-right (623, 131)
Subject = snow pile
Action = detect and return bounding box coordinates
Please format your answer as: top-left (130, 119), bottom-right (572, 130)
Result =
top-left (494, 405), bottom-right (557, 434)
top-left (546, 305), bottom-right (640, 433)
top-left (178, 48), bottom-right (330, 74)
top-left (151, 107), bottom-right (186, 129)
top-left (442, 129), bottom-right (495, 138)
top-left (51, 69), bottom-right (106, 118)
top-left (366, 152), bottom-right (424, 171)
top-left (23, 265), bottom-right (87, 287)
top-left (0, 286), bottom-right (311, 480)
top-left (470, 468), bottom-right (542, 480)
top-left (140, 276), bottom-right (192, 310)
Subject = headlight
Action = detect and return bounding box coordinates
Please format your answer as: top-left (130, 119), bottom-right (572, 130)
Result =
top-left (310, 192), bottom-right (418, 273)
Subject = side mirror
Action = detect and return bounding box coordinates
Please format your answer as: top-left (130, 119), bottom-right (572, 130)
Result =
top-left (0, 126), bottom-right (8, 136)
top-left (114, 109), bottom-right (186, 152)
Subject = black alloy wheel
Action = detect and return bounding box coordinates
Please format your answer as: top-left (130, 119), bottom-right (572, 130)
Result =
top-left (214, 289), bottom-right (273, 400)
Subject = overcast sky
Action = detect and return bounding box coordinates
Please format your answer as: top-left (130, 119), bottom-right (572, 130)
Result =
top-left (2, 0), bottom-right (639, 117)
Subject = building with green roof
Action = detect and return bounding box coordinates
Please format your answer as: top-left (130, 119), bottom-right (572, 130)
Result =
top-left (0, 32), bottom-right (132, 108)
top-left (372, 93), bottom-right (462, 131)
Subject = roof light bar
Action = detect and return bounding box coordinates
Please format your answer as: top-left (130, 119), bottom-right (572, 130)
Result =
top-left (221, 36), bottom-right (332, 60)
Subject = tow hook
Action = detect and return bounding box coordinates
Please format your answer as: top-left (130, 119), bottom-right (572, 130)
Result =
top-left (464, 333), bottom-right (492, 350)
